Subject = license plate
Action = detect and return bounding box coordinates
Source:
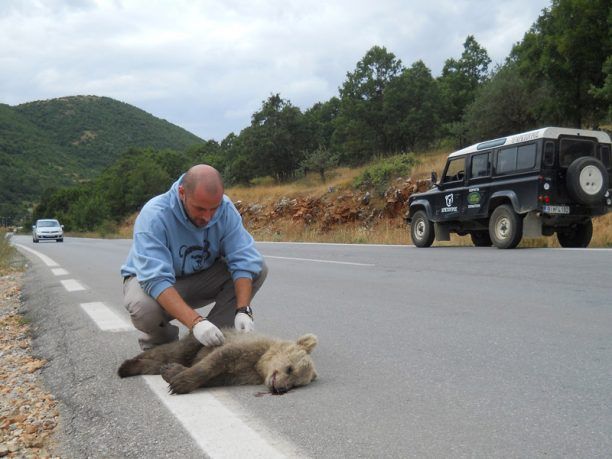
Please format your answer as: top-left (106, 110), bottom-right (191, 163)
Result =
top-left (542, 205), bottom-right (570, 214)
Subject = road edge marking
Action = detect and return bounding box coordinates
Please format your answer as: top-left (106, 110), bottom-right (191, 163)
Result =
top-left (14, 243), bottom-right (60, 267)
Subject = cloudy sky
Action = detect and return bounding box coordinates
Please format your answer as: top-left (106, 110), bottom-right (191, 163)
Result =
top-left (1, 0), bottom-right (551, 141)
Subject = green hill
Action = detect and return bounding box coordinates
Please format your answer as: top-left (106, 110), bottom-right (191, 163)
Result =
top-left (0, 95), bottom-right (204, 220)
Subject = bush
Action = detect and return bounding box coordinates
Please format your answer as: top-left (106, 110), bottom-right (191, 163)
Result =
top-left (354, 153), bottom-right (418, 193)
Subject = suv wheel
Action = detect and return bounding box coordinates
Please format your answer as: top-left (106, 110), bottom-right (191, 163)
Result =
top-left (410, 210), bottom-right (435, 247)
top-left (470, 231), bottom-right (492, 247)
top-left (489, 205), bottom-right (523, 249)
top-left (557, 219), bottom-right (593, 248)
top-left (566, 157), bottom-right (608, 205)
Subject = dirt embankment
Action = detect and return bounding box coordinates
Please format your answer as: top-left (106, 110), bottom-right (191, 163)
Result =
top-left (235, 178), bottom-right (431, 232)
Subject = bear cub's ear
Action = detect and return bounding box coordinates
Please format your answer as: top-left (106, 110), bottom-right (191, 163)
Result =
top-left (296, 334), bottom-right (317, 353)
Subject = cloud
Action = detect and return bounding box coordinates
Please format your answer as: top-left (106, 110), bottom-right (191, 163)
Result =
top-left (0, 0), bottom-right (551, 140)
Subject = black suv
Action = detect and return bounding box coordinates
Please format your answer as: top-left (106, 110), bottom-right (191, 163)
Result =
top-left (406, 127), bottom-right (611, 249)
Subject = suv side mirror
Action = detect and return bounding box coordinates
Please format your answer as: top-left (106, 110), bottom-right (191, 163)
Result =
top-left (430, 171), bottom-right (438, 186)
top-left (32, 225), bottom-right (36, 230)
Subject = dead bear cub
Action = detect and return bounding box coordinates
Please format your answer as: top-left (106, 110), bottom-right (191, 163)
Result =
top-left (118, 329), bottom-right (318, 394)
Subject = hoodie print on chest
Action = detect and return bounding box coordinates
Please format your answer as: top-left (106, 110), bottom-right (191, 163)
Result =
top-left (179, 238), bottom-right (211, 276)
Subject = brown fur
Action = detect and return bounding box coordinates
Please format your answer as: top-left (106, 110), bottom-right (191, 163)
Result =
top-left (118, 329), bottom-right (318, 394)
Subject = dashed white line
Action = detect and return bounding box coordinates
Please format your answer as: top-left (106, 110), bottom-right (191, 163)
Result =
top-left (14, 244), bottom-right (59, 267)
top-left (51, 268), bottom-right (69, 276)
top-left (143, 376), bottom-right (304, 459)
top-left (80, 302), bottom-right (134, 332)
top-left (265, 255), bottom-right (374, 266)
top-left (60, 279), bottom-right (86, 292)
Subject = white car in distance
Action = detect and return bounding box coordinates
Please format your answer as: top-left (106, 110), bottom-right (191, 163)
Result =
top-left (33, 219), bottom-right (64, 243)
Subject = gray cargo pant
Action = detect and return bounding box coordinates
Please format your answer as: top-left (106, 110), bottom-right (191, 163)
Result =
top-left (123, 259), bottom-right (268, 350)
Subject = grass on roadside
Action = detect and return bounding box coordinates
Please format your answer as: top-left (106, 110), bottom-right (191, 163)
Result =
top-left (226, 167), bottom-right (367, 205)
top-left (0, 230), bottom-right (21, 274)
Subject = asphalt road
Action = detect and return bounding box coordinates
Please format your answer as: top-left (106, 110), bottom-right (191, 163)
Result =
top-left (11, 235), bottom-right (612, 458)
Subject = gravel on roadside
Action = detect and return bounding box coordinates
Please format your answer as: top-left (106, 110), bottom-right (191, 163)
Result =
top-left (0, 269), bottom-right (60, 458)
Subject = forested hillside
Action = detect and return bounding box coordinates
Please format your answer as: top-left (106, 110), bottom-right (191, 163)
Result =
top-left (0, 96), bottom-right (204, 220)
top-left (11, 0), bottom-right (612, 233)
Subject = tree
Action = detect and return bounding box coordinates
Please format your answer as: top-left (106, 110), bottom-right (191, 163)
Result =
top-left (186, 140), bottom-right (224, 172)
top-left (438, 35), bottom-right (492, 125)
top-left (300, 146), bottom-right (339, 183)
top-left (303, 97), bottom-right (340, 152)
top-left (335, 46), bottom-right (403, 163)
top-left (511, 0), bottom-right (611, 127)
top-left (590, 56), bottom-right (612, 120)
top-left (70, 192), bottom-right (110, 231)
top-left (383, 60), bottom-right (443, 151)
top-left (123, 156), bottom-right (171, 212)
top-left (463, 62), bottom-right (539, 142)
top-left (235, 94), bottom-right (307, 182)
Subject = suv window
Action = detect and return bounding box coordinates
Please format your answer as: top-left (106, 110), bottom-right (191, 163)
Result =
top-left (470, 152), bottom-right (490, 178)
top-left (543, 141), bottom-right (555, 167)
top-left (496, 143), bottom-right (536, 174)
top-left (443, 158), bottom-right (465, 183)
top-left (517, 144), bottom-right (537, 169)
top-left (497, 147), bottom-right (517, 174)
top-left (559, 139), bottom-right (595, 167)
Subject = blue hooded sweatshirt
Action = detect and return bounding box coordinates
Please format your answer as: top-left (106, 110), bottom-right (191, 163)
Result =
top-left (121, 175), bottom-right (263, 299)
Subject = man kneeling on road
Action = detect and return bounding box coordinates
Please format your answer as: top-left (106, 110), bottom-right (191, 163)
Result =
top-left (121, 164), bottom-right (267, 350)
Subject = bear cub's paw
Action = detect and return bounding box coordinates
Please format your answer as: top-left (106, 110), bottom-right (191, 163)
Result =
top-left (168, 372), bottom-right (200, 394)
top-left (117, 358), bottom-right (140, 378)
top-left (160, 363), bottom-right (187, 383)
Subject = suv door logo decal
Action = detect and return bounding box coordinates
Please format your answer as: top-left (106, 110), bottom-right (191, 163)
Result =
top-left (442, 193), bottom-right (458, 213)
top-left (467, 191), bottom-right (481, 208)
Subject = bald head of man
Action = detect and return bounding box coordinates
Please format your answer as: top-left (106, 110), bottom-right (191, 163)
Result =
top-left (178, 165), bottom-right (225, 227)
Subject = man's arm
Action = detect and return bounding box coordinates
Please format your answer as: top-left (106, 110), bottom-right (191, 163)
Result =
top-left (158, 286), bottom-right (225, 346)
top-left (234, 277), bottom-right (253, 309)
top-left (157, 286), bottom-right (201, 329)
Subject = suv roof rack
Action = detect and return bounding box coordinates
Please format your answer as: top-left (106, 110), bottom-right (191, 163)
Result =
top-left (449, 127), bottom-right (611, 159)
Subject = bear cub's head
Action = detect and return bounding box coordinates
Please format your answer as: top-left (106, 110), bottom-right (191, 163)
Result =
top-left (261, 334), bottom-right (318, 394)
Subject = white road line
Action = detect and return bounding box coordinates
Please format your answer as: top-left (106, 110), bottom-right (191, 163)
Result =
top-left (51, 268), bottom-right (69, 276)
top-left (257, 241), bottom-right (409, 248)
top-left (143, 376), bottom-right (304, 459)
top-left (80, 302), bottom-right (134, 332)
top-left (557, 247), bottom-right (612, 251)
top-left (265, 255), bottom-right (374, 266)
top-left (14, 244), bottom-right (59, 267)
top-left (60, 279), bottom-right (86, 292)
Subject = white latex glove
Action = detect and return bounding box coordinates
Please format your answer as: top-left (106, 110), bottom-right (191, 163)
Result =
top-left (234, 312), bottom-right (254, 332)
top-left (193, 320), bottom-right (225, 346)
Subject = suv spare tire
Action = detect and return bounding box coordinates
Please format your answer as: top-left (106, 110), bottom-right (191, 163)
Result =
top-left (566, 157), bottom-right (608, 205)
